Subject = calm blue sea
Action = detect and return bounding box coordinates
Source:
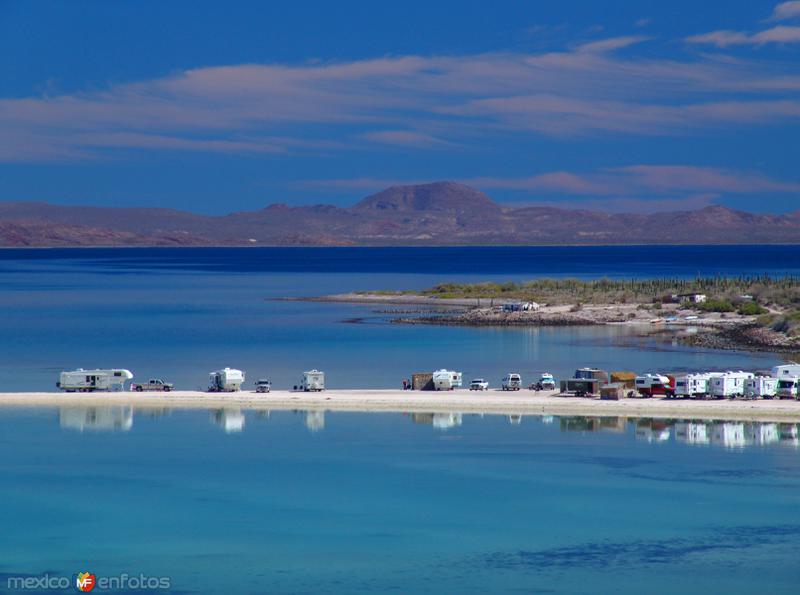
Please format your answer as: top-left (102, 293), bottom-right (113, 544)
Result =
top-left (0, 245), bottom-right (796, 391)
top-left (0, 408), bottom-right (798, 593)
top-left (1, 246), bottom-right (799, 593)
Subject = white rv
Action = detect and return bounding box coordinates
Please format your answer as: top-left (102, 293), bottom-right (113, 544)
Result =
top-left (57, 369), bottom-right (133, 392)
top-left (301, 370), bottom-right (325, 392)
top-left (744, 376), bottom-right (778, 400)
top-left (772, 364), bottom-right (800, 378)
top-left (674, 373), bottom-right (715, 398)
top-left (208, 368), bottom-right (245, 392)
top-left (777, 376), bottom-right (800, 399)
top-left (501, 373), bottom-right (522, 391)
top-left (634, 373), bottom-right (674, 397)
top-left (432, 369), bottom-right (462, 391)
top-left (708, 371), bottom-right (752, 399)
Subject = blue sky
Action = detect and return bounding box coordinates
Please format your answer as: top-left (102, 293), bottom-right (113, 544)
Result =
top-left (1, 0), bottom-right (799, 214)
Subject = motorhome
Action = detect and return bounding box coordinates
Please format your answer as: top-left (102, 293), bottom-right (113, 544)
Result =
top-left (776, 376), bottom-right (800, 399)
top-left (635, 373), bottom-right (674, 397)
top-left (744, 376), bottom-right (778, 400)
top-left (674, 373), bottom-right (715, 398)
top-left (432, 369), bottom-right (462, 391)
top-left (57, 369), bottom-right (133, 392)
top-left (501, 373), bottom-right (522, 391)
top-left (708, 371), bottom-right (753, 399)
top-left (301, 370), bottom-right (325, 392)
top-left (772, 364), bottom-right (800, 378)
top-left (208, 368), bottom-right (245, 392)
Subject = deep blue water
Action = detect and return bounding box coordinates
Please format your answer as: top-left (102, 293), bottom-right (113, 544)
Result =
top-left (0, 246), bottom-right (795, 391)
top-left (0, 408), bottom-right (798, 593)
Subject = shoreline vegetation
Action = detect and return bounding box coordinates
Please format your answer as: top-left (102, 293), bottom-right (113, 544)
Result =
top-left (298, 276), bottom-right (800, 355)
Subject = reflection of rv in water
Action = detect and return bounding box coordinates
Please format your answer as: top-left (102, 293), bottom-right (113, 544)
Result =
top-left (779, 424), bottom-right (799, 447)
top-left (304, 410), bottom-right (325, 432)
top-left (211, 408), bottom-right (245, 433)
top-left (747, 423), bottom-right (779, 446)
top-left (635, 420), bottom-right (671, 442)
top-left (59, 406), bottom-right (133, 432)
top-left (57, 369), bottom-right (133, 392)
top-left (432, 412), bottom-right (462, 429)
top-left (711, 422), bottom-right (748, 448)
top-left (675, 422), bottom-right (710, 445)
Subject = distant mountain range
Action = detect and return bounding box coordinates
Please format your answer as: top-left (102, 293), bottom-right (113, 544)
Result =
top-left (1, 181), bottom-right (799, 246)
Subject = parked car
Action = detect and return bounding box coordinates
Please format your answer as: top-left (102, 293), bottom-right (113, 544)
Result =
top-left (469, 378), bottom-right (489, 391)
top-left (502, 373), bottom-right (522, 391)
top-left (255, 378), bottom-right (272, 393)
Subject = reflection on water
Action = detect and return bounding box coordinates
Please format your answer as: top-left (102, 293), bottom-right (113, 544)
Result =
top-left (59, 406), bottom-right (133, 432)
top-left (210, 408), bottom-right (245, 433)
top-left (55, 406), bottom-right (800, 450)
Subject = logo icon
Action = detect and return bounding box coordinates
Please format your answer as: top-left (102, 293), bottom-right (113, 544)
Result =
top-left (76, 572), bottom-right (96, 592)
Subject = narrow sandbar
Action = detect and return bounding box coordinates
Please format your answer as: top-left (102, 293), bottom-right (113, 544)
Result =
top-left (1, 390), bottom-right (800, 422)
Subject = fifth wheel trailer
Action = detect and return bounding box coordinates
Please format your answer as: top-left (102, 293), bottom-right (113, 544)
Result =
top-left (57, 369), bottom-right (133, 392)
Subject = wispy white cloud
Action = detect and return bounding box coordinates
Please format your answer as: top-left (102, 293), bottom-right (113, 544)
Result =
top-left (768, 1), bottom-right (800, 22)
top-left (2, 30), bottom-right (800, 161)
top-left (686, 25), bottom-right (800, 46)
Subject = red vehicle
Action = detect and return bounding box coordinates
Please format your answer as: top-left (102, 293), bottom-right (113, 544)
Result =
top-left (635, 374), bottom-right (674, 397)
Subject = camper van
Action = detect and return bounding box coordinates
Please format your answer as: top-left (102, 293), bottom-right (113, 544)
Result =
top-left (777, 376), bottom-right (800, 399)
top-left (674, 373), bottom-right (715, 398)
top-left (708, 371), bottom-right (753, 399)
top-left (208, 368), bottom-right (245, 392)
top-left (502, 373), bottom-right (522, 391)
top-left (635, 374), bottom-right (674, 397)
top-left (433, 369), bottom-right (462, 391)
top-left (57, 369), bottom-right (133, 392)
top-left (744, 376), bottom-right (778, 400)
top-left (300, 370), bottom-right (325, 392)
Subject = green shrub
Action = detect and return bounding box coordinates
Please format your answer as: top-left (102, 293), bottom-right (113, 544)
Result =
top-left (737, 301), bottom-right (767, 315)
top-left (695, 299), bottom-right (735, 313)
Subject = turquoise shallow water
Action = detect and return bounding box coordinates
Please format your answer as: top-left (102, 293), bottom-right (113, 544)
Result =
top-left (0, 407), bottom-right (798, 593)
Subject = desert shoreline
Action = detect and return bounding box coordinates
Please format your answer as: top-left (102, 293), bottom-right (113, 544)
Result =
top-left (3, 389), bottom-right (800, 422)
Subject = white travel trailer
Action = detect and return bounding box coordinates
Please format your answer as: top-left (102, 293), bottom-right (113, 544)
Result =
top-left (433, 369), bottom-right (462, 391)
top-left (674, 373), bottom-right (715, 398)
top-left (772, 364), bottom-right (800, 378)
top-left (708, 371), bottom-right (753, 399)
top-left (208, 368), bottom-right (245, 392)
top-left (675, 422), bottom-right (710, 445)
top-left (776, 376), bottom-right (800, 399)
top-left (57, 369), bottom-right (133, 392)
top-left (501, 373), bottom-right (522, 391)
top-left (301, 370), bottom-right (325, 392)
top-left (59, 406), bottom-right (133, 432)
top-left (744, 376), bottom-right (778, 400)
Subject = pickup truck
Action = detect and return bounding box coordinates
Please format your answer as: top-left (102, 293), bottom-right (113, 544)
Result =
top-left (469, 378), bottom-right (489, 391)
top-left (131, 378), bottom-right (174, 392)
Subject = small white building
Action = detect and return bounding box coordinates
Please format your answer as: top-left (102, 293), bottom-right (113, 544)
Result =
top-left (672, 293), bottom-right (707, 304)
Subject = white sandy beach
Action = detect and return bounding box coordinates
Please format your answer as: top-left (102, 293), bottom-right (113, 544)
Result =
top-left (2, 389), bottom-right (800, 422)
